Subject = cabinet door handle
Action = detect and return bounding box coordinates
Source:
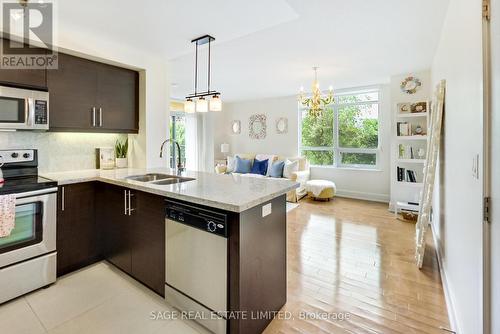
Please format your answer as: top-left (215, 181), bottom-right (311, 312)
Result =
top-left (124, 189), bottom-right (128, 215)
top-left (128, 190), bottom-right (135, 216)
top-left (61, 186), bottom-right (65, 211)
top-left (92, 107), bottom-right (96, 127)
top-left (99, 107), bottom-right (103, 127)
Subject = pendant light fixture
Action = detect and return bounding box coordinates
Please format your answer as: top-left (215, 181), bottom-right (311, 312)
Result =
top-left (184, 35), bottom-right (222, 112)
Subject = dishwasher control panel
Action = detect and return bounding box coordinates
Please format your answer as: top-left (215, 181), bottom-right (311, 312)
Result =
top-left (166, 201), bottom-right (228, 238)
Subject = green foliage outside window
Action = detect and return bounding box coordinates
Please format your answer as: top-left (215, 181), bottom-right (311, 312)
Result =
top-left (300, 91), bottom-right (379, 166)
top-left (301, 107), bottom-right (334, 165)
top-left (169, 115), bottom-right (186, 168)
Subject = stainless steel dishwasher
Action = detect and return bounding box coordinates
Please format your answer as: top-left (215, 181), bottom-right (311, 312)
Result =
top-left (165, 200), bottom-right (228, 334)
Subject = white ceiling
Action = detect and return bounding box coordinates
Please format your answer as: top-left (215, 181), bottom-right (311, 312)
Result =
top-left (56, 0), bottom-right (298, 59)
top-left (55, 0), bottom-right (450, 102)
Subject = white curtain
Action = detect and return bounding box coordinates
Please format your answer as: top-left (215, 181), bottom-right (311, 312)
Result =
top-left (185, 113), bottom-right (214, 172)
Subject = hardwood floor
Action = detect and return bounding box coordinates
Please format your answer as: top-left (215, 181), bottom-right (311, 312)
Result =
top-left (264, 197), bottom-right (450, 334)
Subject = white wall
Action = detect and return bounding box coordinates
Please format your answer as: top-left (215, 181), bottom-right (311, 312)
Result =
top-left (216, 96), bottom-right (298, 159)
top-left (0, 29), bottom-right (170, 171)
top-left (215, 86), bottom-right (392, 202)
top-left (431, 0), bottom-right (484, 332)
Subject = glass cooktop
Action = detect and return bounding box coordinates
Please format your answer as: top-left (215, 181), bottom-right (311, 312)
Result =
top-left (0, 176), bottom-right (57, 195)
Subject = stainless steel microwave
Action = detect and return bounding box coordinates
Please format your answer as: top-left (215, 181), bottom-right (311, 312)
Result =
top-left (0, 85), bottom-right (49, 130)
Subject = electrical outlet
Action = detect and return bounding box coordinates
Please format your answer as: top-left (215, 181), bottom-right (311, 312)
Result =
top-left (262, 203), bottom-right (272, 217)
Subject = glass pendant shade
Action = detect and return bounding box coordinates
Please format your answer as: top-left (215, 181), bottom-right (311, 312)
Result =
top-left (209, 95), bottom-right (222, 111)
top-left (196, 97), bottom-right (208, 113)
top-left (184, 99), bottom-right (195, 113)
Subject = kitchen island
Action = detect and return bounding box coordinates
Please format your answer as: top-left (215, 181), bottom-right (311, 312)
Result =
top-left (43, 168), bottom-right (298, 334)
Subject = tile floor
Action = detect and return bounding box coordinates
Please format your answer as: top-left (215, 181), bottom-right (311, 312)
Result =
top-left (0, 262), bottom-right (206, 334)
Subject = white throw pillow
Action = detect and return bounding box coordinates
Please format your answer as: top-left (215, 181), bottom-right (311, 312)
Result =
top-left (226, 156), bottom-right (235, 173)
top-left (283, 160), bottom-right (299, 179)
top-left (255, 154), bottom-right (276, 176)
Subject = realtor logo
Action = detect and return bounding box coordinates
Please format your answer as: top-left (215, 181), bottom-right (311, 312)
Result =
top-left (1, 0), bottom-right (57, 69)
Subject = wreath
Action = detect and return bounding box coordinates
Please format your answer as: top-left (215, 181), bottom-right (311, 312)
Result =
top-left (400, 76), bottom-right (422, 94)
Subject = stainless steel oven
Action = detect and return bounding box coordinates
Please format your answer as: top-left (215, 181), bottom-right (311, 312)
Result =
top-left (0, 188), bottom-right (57, 303)
top-left (0, 149), bottom-right (57, 304)
top-left (0, 85), bottom-right (49, 130)
top-left (0, 188), bottom-right (57, 267)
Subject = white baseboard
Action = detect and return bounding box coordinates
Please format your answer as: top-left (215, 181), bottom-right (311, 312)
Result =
top-left (430, 224), bottom-right (459, 333)
top-left (335, 189), bottom-right (389, 203)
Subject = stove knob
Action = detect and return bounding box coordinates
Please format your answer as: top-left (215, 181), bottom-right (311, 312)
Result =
top-left (207, 221), bottom-right (217, 232)
top-left (11, 152), bottom-right (18, 158)
top-left (23, 153), bottom-right (30, 159)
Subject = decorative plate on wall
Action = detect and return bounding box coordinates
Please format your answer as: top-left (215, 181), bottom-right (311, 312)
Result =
top-left (275, 117), bottom-right (288, 134)
top-left (231, 120), bottom-right (241, 134)
top-left (400, 76), bottom-right (422, 94)
top-left (249, 114), bottom-right (266, 139)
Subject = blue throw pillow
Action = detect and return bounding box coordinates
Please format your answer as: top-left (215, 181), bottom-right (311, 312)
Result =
top-left (269, 160), bottom-right (285, 178)
top-left (234, 156), bottom-right (252, 174)
top-left (250, 159), bottom-right (269, 175)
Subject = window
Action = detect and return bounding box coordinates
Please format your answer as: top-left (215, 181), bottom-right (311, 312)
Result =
top-left (299, 88), bottom-right (380, 168)
top-left (169, 113), bottom-right (186, 169)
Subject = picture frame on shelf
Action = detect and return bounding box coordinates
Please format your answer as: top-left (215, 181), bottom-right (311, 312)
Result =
top-left (397, 103), bottom-right (411, 114)
top-left (411, 102), bottom-right (427, 113)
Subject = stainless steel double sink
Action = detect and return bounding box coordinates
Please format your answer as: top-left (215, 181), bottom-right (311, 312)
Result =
top-left (125, 173), bottom-right (195, 185)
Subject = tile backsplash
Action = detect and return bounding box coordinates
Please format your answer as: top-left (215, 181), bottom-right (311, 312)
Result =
top-left (0, 132), bottom-right (127, 172)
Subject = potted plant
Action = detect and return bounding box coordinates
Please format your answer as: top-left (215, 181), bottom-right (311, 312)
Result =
top-left (115, 138), bottom-right (128, 168)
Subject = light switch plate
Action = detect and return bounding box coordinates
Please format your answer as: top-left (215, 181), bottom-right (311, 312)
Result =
top-left (262, 203), bottom-right (272, 217)
top-left (472, 154), bottom-right (480, 179)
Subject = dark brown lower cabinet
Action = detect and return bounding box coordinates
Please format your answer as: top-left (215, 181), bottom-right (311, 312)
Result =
top-left (130, 191), bottom-right (166, 295)
top-left (99, 184), bottom-right (132, 273)
top-left (57, 182), bottom-right (100, 276)
top-left (97, 184), bottom-right (166, 296)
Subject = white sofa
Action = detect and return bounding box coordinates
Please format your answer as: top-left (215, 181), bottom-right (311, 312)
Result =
top-left (215, 154), bottom-right (310, 203)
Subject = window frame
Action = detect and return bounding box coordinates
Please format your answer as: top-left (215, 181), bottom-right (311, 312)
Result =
top-left (298, 87), bottom-right (381, 169)
top-left (169, 111), bottom-right (186, 169)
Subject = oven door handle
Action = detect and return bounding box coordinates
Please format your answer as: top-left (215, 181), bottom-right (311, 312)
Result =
top-left (15, 187), bottom-right (58, 200)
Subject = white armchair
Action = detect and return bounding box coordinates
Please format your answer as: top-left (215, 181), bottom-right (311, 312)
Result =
top-left (284, 158), bottom-right (310, 203)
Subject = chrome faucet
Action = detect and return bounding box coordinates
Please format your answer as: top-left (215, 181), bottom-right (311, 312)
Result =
top-left (160, 139), bottom-right (185, 172)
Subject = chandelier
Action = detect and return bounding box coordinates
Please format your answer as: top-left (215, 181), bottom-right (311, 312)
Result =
top-left (184, 35), bottom-right (222, 113)
top-left (298, 67), bottom-right (333, 117)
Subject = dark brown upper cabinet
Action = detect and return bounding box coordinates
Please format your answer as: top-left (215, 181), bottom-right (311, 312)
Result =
top-left (48, 53), bottom-right (139, 133)
top-left (97, 63), bottom-right (139, 132)
top-left (0, 39), bottom-right (47, 89)
top-left (47, 53), bottom-right (98, 130)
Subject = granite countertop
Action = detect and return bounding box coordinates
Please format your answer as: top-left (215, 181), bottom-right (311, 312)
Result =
top-left (41, 168), bottom-right (299, 212)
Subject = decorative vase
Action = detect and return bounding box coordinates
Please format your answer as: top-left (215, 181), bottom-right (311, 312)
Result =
top-left (115, 158), bottom-right (128, 168)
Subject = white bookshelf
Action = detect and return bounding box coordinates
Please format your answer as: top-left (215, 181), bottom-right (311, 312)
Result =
top-left (390, 101), bottom-right (431, 211)
top-left (397, 159), bottom-right (426, 164)
top-left (396, 181), bottom-right (424, 187)
top-left (396, 135), bottom-right (428, 141)
top-left (396, 112), bottom-right (428, 118)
